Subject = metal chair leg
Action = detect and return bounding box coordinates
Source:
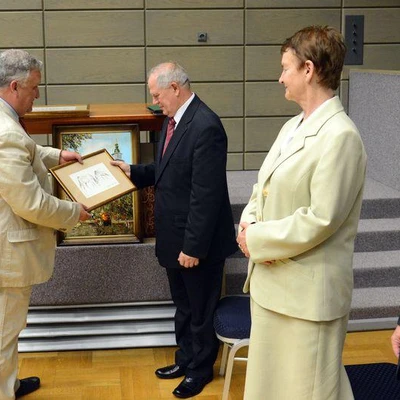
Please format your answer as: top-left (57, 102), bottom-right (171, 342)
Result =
top-left (219, 342), bottom-right (229, 376)
top-left (221, 339), bottom-right (250, 400)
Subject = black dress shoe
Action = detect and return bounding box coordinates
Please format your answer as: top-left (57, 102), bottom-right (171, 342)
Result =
top-left (155, 364), bottom-right (186, 379)
top-left (15, 377), bottom-right (40, 398)
top-left (172, 375), bottom-right (213, 398)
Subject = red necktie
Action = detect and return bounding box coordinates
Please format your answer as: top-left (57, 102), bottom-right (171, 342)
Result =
top-left (162, 117), bottom-right (176, 156)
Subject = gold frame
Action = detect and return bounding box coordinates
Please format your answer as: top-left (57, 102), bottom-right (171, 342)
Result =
top-left (53, 124), bottom-right (141, 245)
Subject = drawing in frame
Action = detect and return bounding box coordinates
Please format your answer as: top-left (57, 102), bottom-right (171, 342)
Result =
top-left (50, 149), bottom-right (136, 211)
top-left (53, 124), bottom-right (141, 245)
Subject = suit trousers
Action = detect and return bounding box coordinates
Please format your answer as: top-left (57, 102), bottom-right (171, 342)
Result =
top-left (0, 286), bottom-right (32, 400)
top-left (166, 260), bottom-right (224, 378)
top-left (244, 298), bottom-right (354, 400)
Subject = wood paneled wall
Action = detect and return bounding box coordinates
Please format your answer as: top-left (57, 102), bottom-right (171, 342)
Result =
top-left (1, 0), bottom-right (399, 170)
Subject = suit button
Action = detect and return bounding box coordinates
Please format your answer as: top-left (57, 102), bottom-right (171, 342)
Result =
top-left (262, 189), bottom-right (268, 196)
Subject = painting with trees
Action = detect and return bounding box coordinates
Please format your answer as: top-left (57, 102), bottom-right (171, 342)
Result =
top-left (53, 124), bottom-right (141, 245)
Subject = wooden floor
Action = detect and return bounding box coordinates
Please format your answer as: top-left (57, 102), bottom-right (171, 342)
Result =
top-left (18, 330), bottom-right (397, 400)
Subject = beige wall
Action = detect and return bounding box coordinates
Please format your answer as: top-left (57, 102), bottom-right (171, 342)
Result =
top-left (1, 0), bottom-right (399, 170)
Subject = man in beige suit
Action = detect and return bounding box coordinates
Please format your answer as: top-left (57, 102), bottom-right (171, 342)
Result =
top-left (0, 49), bottom-right (90, 399)
top-left (237, 26), bottom-right (367, 399)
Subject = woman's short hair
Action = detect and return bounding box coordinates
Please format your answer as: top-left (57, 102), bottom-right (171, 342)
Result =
top-left (0, 49), bottom-right (43, 88)
top-left (281, 25), bottom-right (346, 90)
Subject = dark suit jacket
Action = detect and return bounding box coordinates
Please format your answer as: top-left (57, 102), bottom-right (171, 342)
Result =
top-left (130, 95), bottom-right (237, 268)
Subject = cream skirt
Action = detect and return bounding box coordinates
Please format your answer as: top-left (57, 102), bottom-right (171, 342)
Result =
top-left (244, 298), bottom-right (354, 400)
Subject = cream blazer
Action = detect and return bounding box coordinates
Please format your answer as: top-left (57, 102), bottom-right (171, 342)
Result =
top-left (241, 97), bottom-right (367, 321)
top-left (0, 101), bottom-right (81, 287)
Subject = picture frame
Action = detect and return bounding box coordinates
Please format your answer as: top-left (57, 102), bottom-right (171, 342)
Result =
top-left (53, 124), bottom-right (141, 245)
top-left (50, 149), bottom-right (136, 212)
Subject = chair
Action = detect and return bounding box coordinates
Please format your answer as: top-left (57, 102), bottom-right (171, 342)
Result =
top-left (213, 295), bottom-right (251, 400)
top-left (214, 296), bottom-right (400, 400)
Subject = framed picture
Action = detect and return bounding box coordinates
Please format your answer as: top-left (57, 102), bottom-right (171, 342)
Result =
top-left (50, 149), bottom-right (136, 211)
top-left (53, 124), bottom-right (141, 245)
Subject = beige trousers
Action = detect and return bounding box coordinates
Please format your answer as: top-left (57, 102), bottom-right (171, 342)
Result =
top-left (0, 287), bottom-right (32, 400)
top-left (244, 298), bottom-right (354, 400)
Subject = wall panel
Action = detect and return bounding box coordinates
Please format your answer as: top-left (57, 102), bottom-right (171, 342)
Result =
top-left (45, 0), bottom-right (143, 9)
top-left (344, 9), bottom-right (400, 43)
top-left (245, 46), bottom-right (281, 81)
top-left (246, 9), bottom-right (340, 44)
top-left (247, 0), bottom-right (340, 7)
top-left (0, 0), bottom-right (41, 10)
top-left (343, 44), bottom-right (400, 79)
top-left (0, 12), bottom-right (43, 47)
top-left (222, 118), bottom-right (244, 152)
top-left (45, 11), bottom-right (144, 47)
top-left (245, 117), bottom-right (290, 152)
top-left (344, 0), bottom-right (400, 6)
top-left (46, 48), bottom-right (145, 84)
top-left (245, 152), bottom-right (267, 170)
top-left (192, 83), bottom-right (243, 118)
top-left (227, 153), bottom-right (243, 171)
top-left (47, 84), bottom-right (146, 105)
top-left (146, 10), bottom-right (243, 45)
top-left (147, 47), bottom-right (243, 82)
top-left (246, 82), bottom-right (301, 117)
top-left (147, 0), bottom-right (243, 8)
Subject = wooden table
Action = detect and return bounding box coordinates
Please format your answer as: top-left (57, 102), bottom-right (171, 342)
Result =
top-left (23, 103), bottom-right (165, 134)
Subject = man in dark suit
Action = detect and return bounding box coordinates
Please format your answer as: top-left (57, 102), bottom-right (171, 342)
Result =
top-left (112, 61), bottom-right (237, 398)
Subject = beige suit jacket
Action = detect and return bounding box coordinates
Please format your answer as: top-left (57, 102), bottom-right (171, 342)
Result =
top-left (0, 101), bottom-right (81, 288)
top-left (241, 97), bottom-right (367, 321)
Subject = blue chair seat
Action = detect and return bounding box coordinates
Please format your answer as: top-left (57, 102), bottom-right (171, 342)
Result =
top-left (214, 295), bottom-right (251, 340)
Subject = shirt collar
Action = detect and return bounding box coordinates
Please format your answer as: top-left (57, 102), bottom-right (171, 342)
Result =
top-left (0, 97), bottom-right (19, 122)
top-left (173, 92), bottom-right (195, 127)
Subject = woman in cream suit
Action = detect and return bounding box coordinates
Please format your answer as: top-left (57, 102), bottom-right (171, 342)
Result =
top-left (0, 49), bottom-right (90, 399)
top-left (237, 26), bottom-right (367, 399)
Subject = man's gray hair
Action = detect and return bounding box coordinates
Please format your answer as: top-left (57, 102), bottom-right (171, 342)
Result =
top-left (0, 49), bottom-right (43, 88)
top-left (148, 61), bottom-right (190, 89)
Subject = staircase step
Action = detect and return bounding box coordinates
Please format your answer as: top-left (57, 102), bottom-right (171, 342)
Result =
top-left (18, 332), bottom-right (176, 353)
top-left (225, 257), bottom-right (247, 295)
top-left (350, 286), bottom-right (400, 320)
top-left (355, 218), bottom-right (400, 252)
top-left (20, 320), bottom-right (174, 338)
top-left (361, 178), bottom-right (400, 219)
top-left (225, 250), bottom-right (400, 292)
top-left (227, 173), bottom-right (400, 222)
top-left (358, 218), bottom-right (400, 233)
top-left (20, 303), bottom-right (176, 352)
top-left (27, 302), bottom-right (175, 324)
top-left (353, 250), bottom-right (400, 288)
